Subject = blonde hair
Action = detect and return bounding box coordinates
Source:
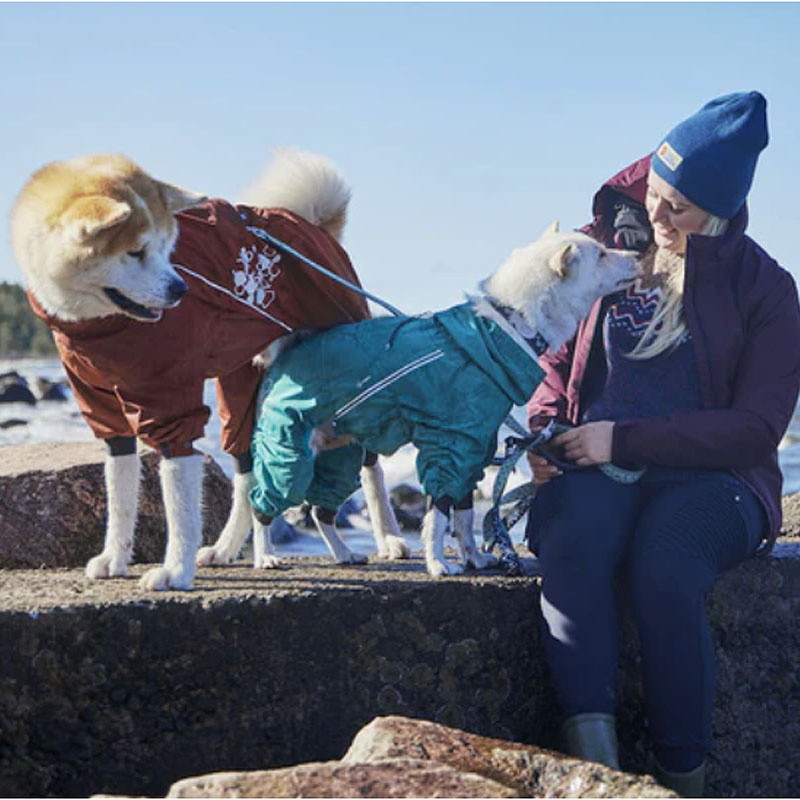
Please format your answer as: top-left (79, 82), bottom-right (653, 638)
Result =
top-left (627, 214), bottom-right (728, 360)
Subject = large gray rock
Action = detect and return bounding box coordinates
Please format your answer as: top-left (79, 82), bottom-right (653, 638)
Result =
top-left (167, 758), bottom-right (517, 798)
top-left (0, 441), bottom-right (231, 568)
top-left (343, 716), bottom-right (674, 797)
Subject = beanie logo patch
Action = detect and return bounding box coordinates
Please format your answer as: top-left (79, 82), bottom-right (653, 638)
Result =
top-left (657, 141), bottom-right (683, 171)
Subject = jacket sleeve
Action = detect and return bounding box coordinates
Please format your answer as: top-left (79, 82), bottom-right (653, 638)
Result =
top-left (527, 339), bottom-right (574, 431)
top-left (612, 271), bottom-right (800, 468)
top-left (61, 361), bottom-right (136, 441)
top-left (215, 363), bottom-right (262, 456)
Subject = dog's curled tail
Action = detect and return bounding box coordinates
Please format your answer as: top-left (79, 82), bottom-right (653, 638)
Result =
top-left (238, 148), bottom-right (351, 242)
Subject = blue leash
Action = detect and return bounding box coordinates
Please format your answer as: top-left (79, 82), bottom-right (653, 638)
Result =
top-left (247, 225), bottom-right (406, 318)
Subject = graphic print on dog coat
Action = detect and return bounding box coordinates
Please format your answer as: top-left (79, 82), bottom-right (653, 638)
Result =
top-left (27, 200), bottom-right (369, 456)
top-left (249, 303), bottom-right (545, 515)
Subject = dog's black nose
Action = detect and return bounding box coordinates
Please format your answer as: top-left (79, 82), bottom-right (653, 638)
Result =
top-left (167, 277), bottom-right (188, 304)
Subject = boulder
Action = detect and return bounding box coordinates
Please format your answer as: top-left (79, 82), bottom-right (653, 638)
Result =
top-left (342, 716), bottom-right (674, 798)
top-left (167, 758), bottom-right (517, 798)
top-left (390, 483), bottom-right (426, 530)
top-left (0, 441), bottom-right (231, 568)
top-left (0, 370), bottom-right (36, 405)
top-left (164, 715), bottom-right (673, 798)
top-left (34, 376), bottom-right (69, 401)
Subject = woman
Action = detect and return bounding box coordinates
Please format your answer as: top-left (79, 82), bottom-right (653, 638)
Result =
top-left (525, 92), bottom-right (800, 796)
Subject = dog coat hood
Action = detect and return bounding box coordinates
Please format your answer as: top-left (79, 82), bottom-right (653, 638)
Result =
top-left (27, 199), bottom-right (369, 456)
top-left (249, 302), bottom-right (545, 516)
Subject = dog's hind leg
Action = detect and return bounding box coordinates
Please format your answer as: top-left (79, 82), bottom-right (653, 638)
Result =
top-left (360, 451), bottom-right (409, 560)
top-left (422, 497), bottom-right (464, 577)
top-left (197, 470), bottom-right (258, 567)
top-left (451, 495), bottom-right (499, 571)
top-left (311, 506), bottom-right (368, 565)
top-left (140, 454), bottom-right (204, 591)
top-left (86, 443), bottom-right (141, 579)
top-left (251, 511), bottom-right (283, 569)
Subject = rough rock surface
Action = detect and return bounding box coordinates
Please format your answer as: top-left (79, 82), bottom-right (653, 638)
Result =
top-left (341, 716), bottom-right (674, 797)
top-left (0, 442), bottom-right (231, 568)
top-left (1, 541), bottom-right (799, 797)
top-left (1, 441), bottom-right (800, 798)
top-left (167, 757), bottom-right (518, 798)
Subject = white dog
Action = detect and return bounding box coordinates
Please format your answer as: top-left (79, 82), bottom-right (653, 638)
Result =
top-left (243, 223), bottom-right (638, 576)
top-left (10, 149), bottom-right (408, 590)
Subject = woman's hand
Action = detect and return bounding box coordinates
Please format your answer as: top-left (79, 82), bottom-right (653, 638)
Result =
top-left (553, 421), bottom-right (615, 466)
top-left (527, 451), bottom-right (563, 486)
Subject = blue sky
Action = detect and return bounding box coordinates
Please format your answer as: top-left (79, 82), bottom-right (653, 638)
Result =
top-left (1, 2), bottom-right (799, 314)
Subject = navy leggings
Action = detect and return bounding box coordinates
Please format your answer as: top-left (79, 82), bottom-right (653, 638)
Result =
top-left (525, 466), bottom-right (764, 772)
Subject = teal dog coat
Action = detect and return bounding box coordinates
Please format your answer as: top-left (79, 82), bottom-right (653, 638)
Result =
top-left (249, 302), bottom-right (545, 517)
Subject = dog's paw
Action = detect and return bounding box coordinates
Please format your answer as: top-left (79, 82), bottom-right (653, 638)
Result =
top-left (85, 552), bottom-right (129, 580)
top-left (337, 551), bottom-right (369, 565)
top-left (196, 546), bottom-right (232, 567)
top-left (254, 554), bottom-right (284, 569)
top-left (377, 535), bottom-right (411, 560)
top-left (426, 558), bottom-right (465, 578)
top-left (139, 566), bottom-right (193, 592)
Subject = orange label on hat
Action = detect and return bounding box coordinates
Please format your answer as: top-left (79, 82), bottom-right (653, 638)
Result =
top-left (657, 141), bottom-right (683, 171)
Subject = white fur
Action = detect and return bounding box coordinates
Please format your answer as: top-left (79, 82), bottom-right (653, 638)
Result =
top-left (252, 516), bottom-right (282, 570)
top-left (360, 464), bottom-right (410, 560)
top-left (140, 455), bottom-right (204, 591)
top-left (480, 222), bottom-right (637, 353)
top-left (452, 508), bottom-right (497, 571)
top-left (85, 452), bottom-right (141, 579)
top-left (310, 507), bottom-right (368, 565)
top-left (238, 148), bottom-right (350, 239)
top-left (421, 507), bottom-right (463, 577)
top-left (196, 472), bottom-right (256, 566)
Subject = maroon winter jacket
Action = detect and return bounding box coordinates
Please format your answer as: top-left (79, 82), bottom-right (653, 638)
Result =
top-left (527, 154), bottom-right (800, 544)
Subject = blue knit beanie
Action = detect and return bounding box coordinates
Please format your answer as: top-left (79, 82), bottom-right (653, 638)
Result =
top-left (651, 91), bottom-right (769, 219)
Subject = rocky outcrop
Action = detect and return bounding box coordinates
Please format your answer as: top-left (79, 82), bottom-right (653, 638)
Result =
top-left (341, 716), bottom-right (674, 797)
top-left (165, 716), bottom-right (674, 798)
top-left (1, 441), bottom-right (800, 798)
top-left (0, 371), bottom-right (36, 405)
top-left (0, 441), bottom-right (231, 568)
top-left (1, 541), bottom-right (800, 798)
top-left (167, 758), bottom-right (518, 798)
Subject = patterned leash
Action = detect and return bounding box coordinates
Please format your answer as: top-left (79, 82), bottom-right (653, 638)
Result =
top-left (483, 417), bottom-right (646, 576)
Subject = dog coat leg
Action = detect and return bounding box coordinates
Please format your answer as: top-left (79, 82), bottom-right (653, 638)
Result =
top-left (422, 498), bottom-right (464, 577)
top-left (311, 506), bottom-right (368, 565)
top-left (86, 451), bottom-right (141, 579)
top-left (140, 454), bottom-right (204, 591)
top-left (360, 456), bottom-right (409, 560)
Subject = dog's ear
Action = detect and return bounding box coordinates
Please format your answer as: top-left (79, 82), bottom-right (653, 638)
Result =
top-left (541, 220), bottom-right (560, 237)
top-left (549, 243), bottom-right (574, 279)
top-left (156, 181), bottom-right (208, 214)
top-left (60, 196), bottom-right (132, 243)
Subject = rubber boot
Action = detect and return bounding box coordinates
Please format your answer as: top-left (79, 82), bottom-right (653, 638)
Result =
top-left (650, 756), bottom-right (706, 798)
top-left (561, 712), bottom-right (619, 770)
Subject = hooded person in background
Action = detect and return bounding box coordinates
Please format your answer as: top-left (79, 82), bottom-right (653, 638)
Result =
top-left (525, 92), bottom-right (800, 796)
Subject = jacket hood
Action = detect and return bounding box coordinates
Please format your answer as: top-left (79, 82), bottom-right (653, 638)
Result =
top-left (582, 154), bottom-right (652, 243)
top-left (582, 152), bottom-right (750, 253)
